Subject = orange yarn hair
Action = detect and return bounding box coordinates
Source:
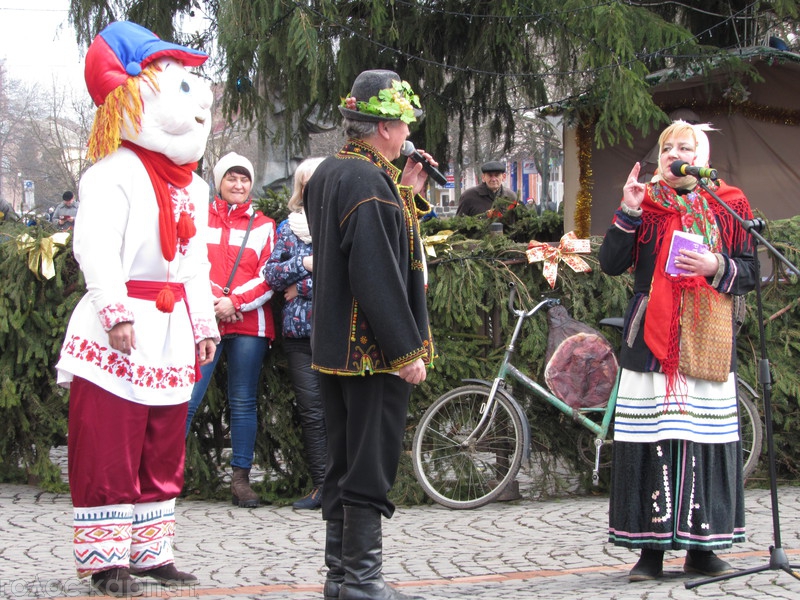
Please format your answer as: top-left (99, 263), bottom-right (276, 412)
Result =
top-left (86, 64), bottom-right (161, 162)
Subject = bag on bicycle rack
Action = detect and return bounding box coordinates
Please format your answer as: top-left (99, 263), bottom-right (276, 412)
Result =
top-left (544, 305), bottom-right (619, 409)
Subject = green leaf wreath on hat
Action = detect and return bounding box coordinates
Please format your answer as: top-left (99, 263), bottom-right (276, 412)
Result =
top-left (341, 80), bottom-right (421, 124)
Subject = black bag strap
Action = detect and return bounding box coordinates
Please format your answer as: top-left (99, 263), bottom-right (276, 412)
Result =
top-left (222, 212), bottom-right (256, 296)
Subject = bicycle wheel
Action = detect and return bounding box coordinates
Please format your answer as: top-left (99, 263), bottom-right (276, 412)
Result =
top-left (737, 381), bottom-right (763, 481)
top-left (412, 385), bottom-right (526, 509)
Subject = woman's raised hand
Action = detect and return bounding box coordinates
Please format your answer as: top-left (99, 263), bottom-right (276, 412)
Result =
top-left (622, 162), bottom-right (645, 210)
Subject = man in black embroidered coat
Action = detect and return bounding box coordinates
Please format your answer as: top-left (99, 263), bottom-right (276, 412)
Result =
top-left (305, 69), bottom-right (436, 600)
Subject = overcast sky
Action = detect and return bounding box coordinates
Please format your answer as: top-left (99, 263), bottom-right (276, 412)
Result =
top-left (0, 0), bottom-right (85, 93)
top-left (0, 0), bottom-right (214, 99)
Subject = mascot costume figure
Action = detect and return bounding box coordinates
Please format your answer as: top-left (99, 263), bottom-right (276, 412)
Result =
top-left (56, 21), bottom-right (220, 597)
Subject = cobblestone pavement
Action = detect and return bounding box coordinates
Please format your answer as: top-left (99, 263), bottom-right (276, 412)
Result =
top-left (2, 481), bottom-right (800, 600)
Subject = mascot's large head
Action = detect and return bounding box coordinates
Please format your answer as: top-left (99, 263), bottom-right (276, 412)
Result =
top-left (84, 21), bottom-right (212, 166)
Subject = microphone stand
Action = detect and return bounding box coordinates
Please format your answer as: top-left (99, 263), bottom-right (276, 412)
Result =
top-left (685, 178), bottom-right (800, 589)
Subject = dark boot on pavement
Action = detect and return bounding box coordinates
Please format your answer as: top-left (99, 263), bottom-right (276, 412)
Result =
top-left (324, 518), bottom-right (345, 600)
top-left (231, 466), bottom-right (260, 508)
top-left (91, 567), bottom-right (143, 597)
top-left (684, 550), bottom-right (735, 576)
top-left (628, 548), bottom-right (664, 582)
top-left (293, 487), bottom-right (322, 510)
top-left (131, 562), bottom-right (199, 586)
top-left (339, 505), bottom-right (424, 600)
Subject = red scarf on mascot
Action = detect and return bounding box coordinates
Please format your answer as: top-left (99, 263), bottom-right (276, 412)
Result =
top-left (121, 140), bottom-right (198, 312)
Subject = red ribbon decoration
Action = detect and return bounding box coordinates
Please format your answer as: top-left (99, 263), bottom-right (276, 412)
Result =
top-left (526, 231), bottom-right (592, 288)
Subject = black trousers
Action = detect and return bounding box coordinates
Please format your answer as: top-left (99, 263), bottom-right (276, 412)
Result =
top-left (285, 338), bottom-right (327, 488)
top-left (320, 372), bottom-right (412, 520)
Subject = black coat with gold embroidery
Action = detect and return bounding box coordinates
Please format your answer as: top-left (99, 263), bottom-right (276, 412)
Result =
top-left (304, 140), bottom-right (434, 375)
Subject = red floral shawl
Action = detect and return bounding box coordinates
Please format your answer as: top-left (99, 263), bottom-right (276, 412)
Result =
top-left (639, 180), bottom-right (752, 394)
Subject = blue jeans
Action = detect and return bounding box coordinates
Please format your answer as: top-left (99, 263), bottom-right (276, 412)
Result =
top-left (185, 335), bottom-right (269, 470)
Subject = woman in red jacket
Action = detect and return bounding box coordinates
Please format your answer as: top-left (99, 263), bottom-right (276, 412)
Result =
top-left (186, 152), bottom-right (276, 508)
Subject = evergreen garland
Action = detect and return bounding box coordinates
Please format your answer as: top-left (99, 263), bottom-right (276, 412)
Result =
top-left (2, 211), bottom-right (799, 499)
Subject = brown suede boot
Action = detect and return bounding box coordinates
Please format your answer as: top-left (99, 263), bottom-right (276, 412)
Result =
top-left (132, 563), bottom-right (199, 586)
top-left (91, 567), bottom-right (143, 597)
top-left (231, 466), bottom-right (260, 508)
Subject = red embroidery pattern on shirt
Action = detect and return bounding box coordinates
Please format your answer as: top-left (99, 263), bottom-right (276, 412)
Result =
top-left (170, 184), bottom-right (196, 256)
top-left (62, 334), bottom-right (196, 388)
top-left (98, 303), bottom-right (135, 331)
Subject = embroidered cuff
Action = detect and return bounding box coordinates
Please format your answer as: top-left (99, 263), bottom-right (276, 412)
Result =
top-left (98, 303), bottom-right (135, 332)
top-left (389, 346), bottom-right (429, 370)
top-left (710, 253), bottom-right (726, 288)
top-left (193, 317), bottom-right (221, 344)
top-left (612, 208), bottom-right (642, 233)
top-left (414, 194), bottom-right (432, 217)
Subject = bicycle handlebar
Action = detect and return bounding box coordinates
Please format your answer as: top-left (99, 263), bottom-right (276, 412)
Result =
top-left (507, 282), bottom-right (560, 318)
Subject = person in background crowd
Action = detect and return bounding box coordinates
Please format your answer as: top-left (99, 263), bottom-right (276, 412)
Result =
top-left (263, 156), bottom-right (326, 510)
top-left (531, 195), bottom-right (557, 215)
top-left (185, 152), bottom-right (276, 509)
top-left (0, 196), bottom-right (19, 222)
top-left (52, 191), bottom-right (79, 230)
top-left (599, 120), bottom-right (757, 582)
top-left (455, 161), bottom-right (517, 218)
top-left (305, 69), bottom-right (435, 600)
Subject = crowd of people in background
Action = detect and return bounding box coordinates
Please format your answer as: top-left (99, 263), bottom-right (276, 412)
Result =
top-left (0, 190), bottom-right (79, 228)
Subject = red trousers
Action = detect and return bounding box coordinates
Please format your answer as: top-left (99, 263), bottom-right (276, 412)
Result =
top-left (68, 376), bottom-right (187, 507)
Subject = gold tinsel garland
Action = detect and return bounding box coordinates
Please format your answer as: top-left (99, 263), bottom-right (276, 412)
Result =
top-left (663, 100), bottom-right (800, 127)
top-left (574, 122), bottom-right (594, 238)
top-left (575, 101), bottom-right (800, 236)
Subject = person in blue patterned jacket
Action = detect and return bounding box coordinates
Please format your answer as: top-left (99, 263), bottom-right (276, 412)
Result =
top-left (263, 157), bottom-right (326, 510)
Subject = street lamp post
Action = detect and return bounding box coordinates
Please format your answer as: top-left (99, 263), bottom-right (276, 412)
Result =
top-left (17, 174), bottom-right (34, 214)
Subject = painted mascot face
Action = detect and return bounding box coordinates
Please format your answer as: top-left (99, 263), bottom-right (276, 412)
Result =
top-left (124, 58), bottom-right (213, 165)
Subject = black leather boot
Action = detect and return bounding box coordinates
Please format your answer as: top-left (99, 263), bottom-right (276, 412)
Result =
top-left (684, 550), bottom-right (734, 576)
top-left (628, 548), bottom-right (664, 582)
top-left (339, 506), bottom-right (423, 600)
top-left (323, 519), bottom-right (345, 600)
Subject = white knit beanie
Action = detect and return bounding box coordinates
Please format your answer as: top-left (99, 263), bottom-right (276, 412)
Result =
top-left (213, 152), bottom-right (255, 191)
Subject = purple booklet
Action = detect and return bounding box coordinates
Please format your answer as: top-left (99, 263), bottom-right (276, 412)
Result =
top-left (666, 231), bottom-right (708, 275)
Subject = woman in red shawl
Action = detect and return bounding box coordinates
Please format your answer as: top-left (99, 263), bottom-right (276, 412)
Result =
top-left (599, 121), bottom-right (757, 582)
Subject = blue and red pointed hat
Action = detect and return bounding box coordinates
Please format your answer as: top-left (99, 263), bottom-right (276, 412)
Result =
top-left (84, 20), bottom-right (208, 106)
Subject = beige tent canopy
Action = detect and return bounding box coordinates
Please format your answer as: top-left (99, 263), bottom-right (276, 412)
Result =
top-left (562, 47), bottom-right (800, 237)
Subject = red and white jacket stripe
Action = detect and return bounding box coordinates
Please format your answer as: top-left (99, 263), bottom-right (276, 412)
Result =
top-left (205, 197), bottom-right (276, 339)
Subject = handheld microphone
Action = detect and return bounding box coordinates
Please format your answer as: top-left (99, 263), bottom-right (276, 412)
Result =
top-left (670, 161), bottom-right (718, 180)
top-left (401, 141), bottom-right (448, 186)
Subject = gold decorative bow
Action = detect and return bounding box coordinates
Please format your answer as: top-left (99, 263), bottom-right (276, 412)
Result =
top-left (422, 230), bottom-right (454, 257)
top-left (15, 232), bottom-right (71, 280)
top-left (526, 231), bottom-right (591, 288)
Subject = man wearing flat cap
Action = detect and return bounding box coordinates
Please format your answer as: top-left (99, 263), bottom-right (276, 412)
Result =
top-left (305, 69), bottom-right (436, 600)
top-left (456, 160), bottom-right (519, 218)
